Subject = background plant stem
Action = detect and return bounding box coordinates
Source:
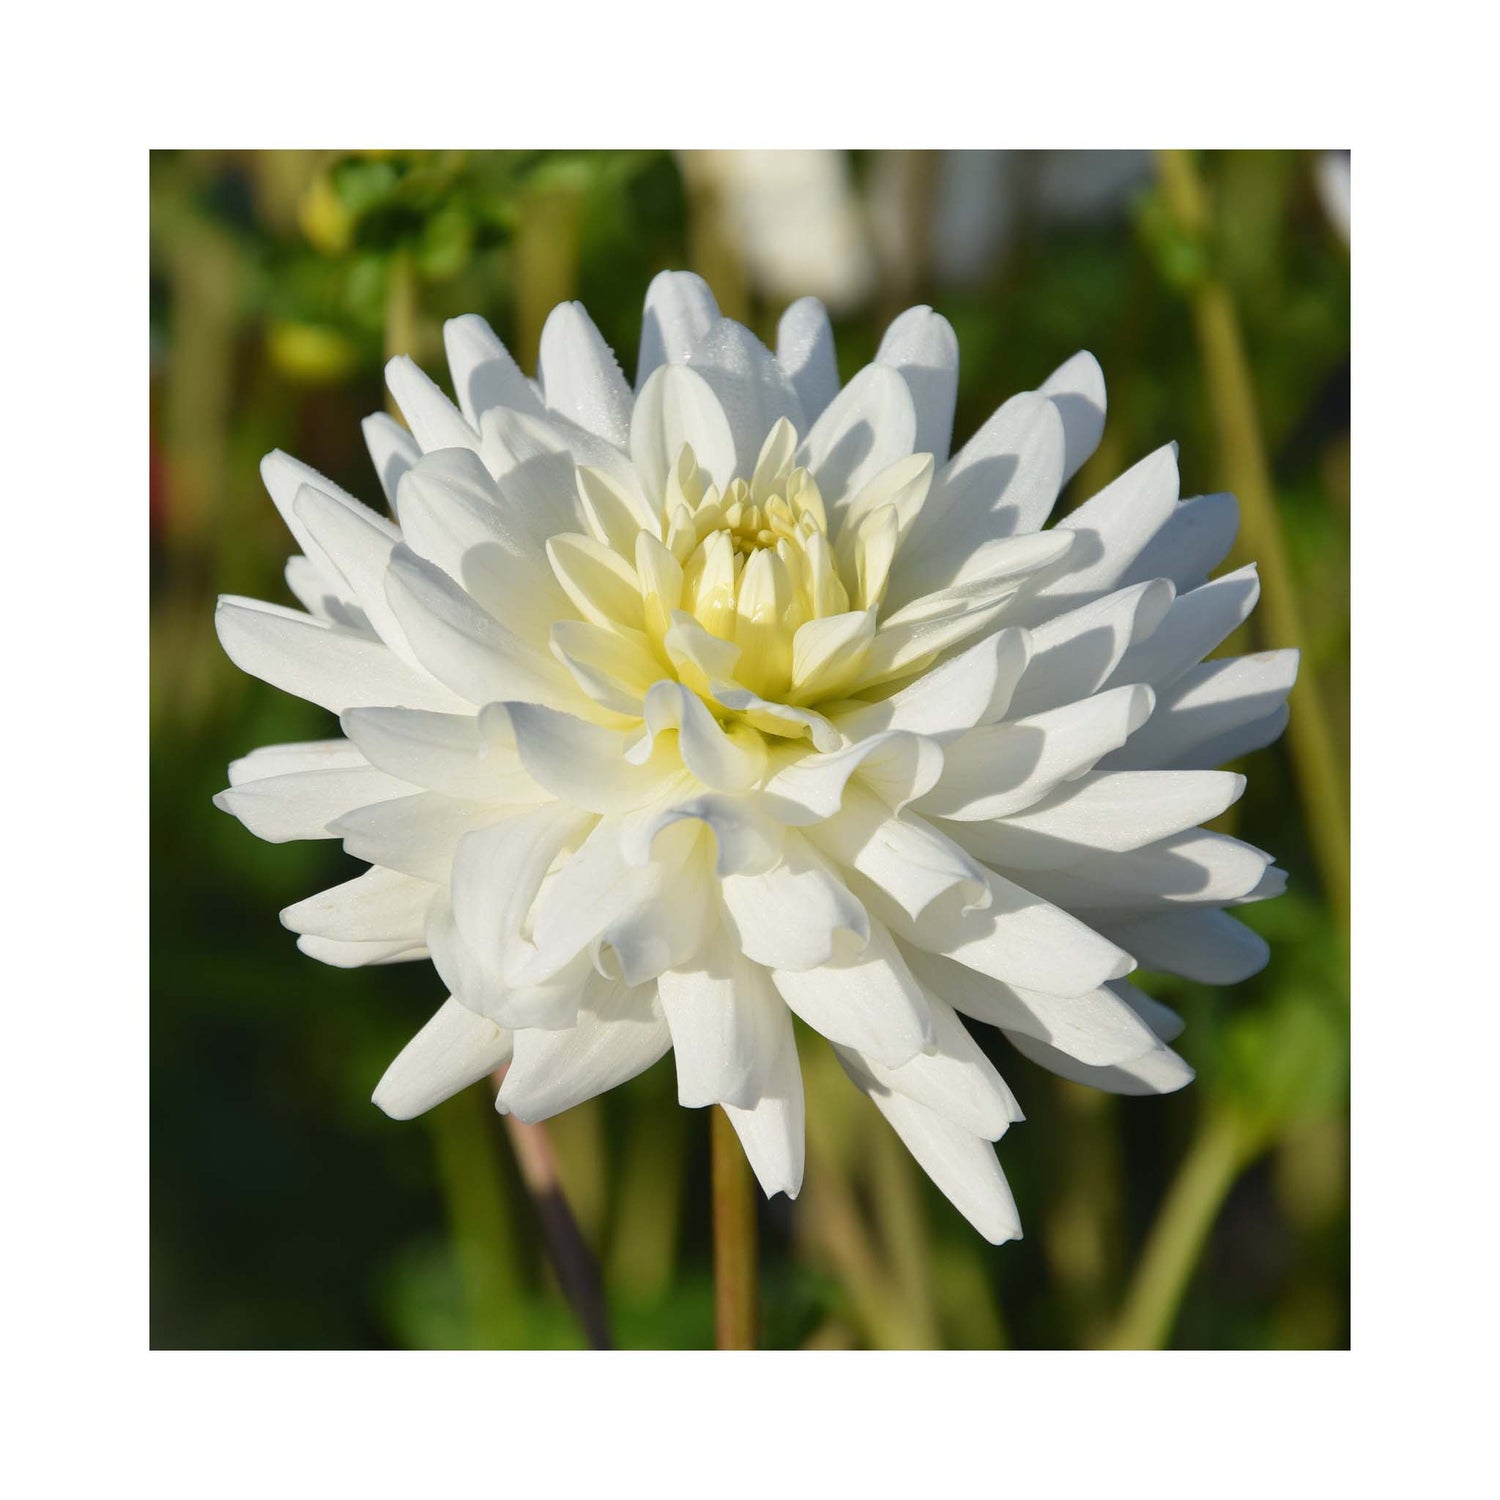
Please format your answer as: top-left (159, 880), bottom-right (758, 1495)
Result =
top-left (711, 1106), bottom-right (757, 1350)
top-left (1105, 1102), bottom-right (1264, 1349)
top-left (383, 248), bottom-right (419, 394)
top-left (498, 1084), bottom-right (613, 1349)
top-left (1155, 149), bottom-right (1350, 934)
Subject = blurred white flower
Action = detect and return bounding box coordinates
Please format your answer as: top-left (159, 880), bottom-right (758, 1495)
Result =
top-left (1316, 151), bottom-right (1351, 245)
top-left (681, 150), bottom-right (876, 312)
top-left (872, 150), bottom-right (1154, 288)
top-left (216, 271), bottom-right (1294, 1242)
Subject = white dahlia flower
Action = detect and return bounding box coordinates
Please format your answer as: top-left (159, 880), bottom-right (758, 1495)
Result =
top-left (215, 271), bottom-right (1294, 1244)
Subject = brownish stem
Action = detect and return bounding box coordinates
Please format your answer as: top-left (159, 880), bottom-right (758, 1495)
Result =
top-left (711, 1106), bottom-right (758, 1350)
top-left (494, 1069), bottom-right (613, 1350)
top-left (1155, 149), bottom-right (1350, 935)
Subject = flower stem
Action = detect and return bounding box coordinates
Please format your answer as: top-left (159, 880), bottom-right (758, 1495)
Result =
top-left (711, 1105), bottom-right (758, 1349)
top-left (501, 1112), bottom-right (614, 1350)
top-left (515, 179), bottom-right (584, 372)
top-left (384, 247), bottom-right (419, 407)
top-left (1104, 1102), bottom-right (1264, 1349)
top-left (1154, 149), bottom-right (1350, 935)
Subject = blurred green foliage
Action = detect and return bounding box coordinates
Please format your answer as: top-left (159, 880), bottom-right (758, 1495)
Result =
top-left (150, 149), bottom-right (1349, 1350)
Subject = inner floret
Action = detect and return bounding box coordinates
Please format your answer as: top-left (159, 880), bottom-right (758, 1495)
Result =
top-left (545, 418), bottom-right (930, 723)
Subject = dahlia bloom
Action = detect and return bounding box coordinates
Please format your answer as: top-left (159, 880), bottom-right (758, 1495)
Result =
top-left (216, 271), bottom-right (1293, 1243)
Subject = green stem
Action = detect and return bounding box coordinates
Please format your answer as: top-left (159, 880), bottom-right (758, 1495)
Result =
top-left (384, 247), bottom-right (419, 406)
top-left (1155, 150), bottom-right (1350, 935)
top-left (711, 1106), bottom-right (758, 1349)
top-left (1105, 1103), bottom-right (1263, 1349)
top-left (515, 180), bottom-right (584, 372)
top-left (1044, 1082), bottom-right (1123, 1345)
top-left (869, 1126), bottom-right (940, 1348)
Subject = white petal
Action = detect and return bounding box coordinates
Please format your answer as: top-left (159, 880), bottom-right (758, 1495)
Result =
top-left (837, 452), bottom-right (935, 542)
top-left (949, 769), bottom-right (1246, 867)
top-left (837, 1049), bottom-right (1022, 1244)
top-left (550, 620), bottom-right (661, 714)
top-left (537, 301), bottom-right (632, 448)
top-left (545, 530), bottom-right (646, 632)
top-left (789, 608), bottom-right (876, 699)
top-left (483, 701), bottom-right (682, 814)
top-left (1116, 980), bottom-right (1186, 1042)
top-left (571, 465), bottom-right (662, 558)
top-left (797, 364), bottom-right (917, 518)
top-left (479, 401), bottom-right (638, 492)
top-left (685, 318), bottom-right (805, 477)
top-left (497, 976), bottom-right (671, 1122)
top-left (523, 818), bottom-right (713, 986)
top-left (880, 530), bottom-right (1074, 651)
top-left (443, 313), bottom-right (542, 424)
top-left (1010, 830), bottom-right (1273, 913)
top-left (260, 449), bottom-right (398, 575)
top-left (1111, 564), bottom-right (1261, 692)
top-left (633, 681), bottom-right (767, 791)
top-left (1005, 1028), bottom-right (1195, 1096)
top-left (876, 305), bottom-right (959, 463)
top-left (706, 682), bottom-right (842, 753)
top-left (284, 555), bottom-right (364, 628)
top-left (281, 866), bottom-right (434, 944)
top-left (215, 596), bottom-right (467, 715)
top-left (720, 833), bottom-right (869, 970)
top-left (340, 706), bottom-right (545, 803)
top-left (449, 804), bottom-right (597, 1024)
top-left (832, 628), bottom-right (1032, 743)
top-left (1165, 704), bottom-right (1291, 774)
top-left (395, 447), bottom-right (567, 640)
top-left (1039, 350), bottom-right (1106, 485)
top-left (772, 922), bottom-right (933, 1067)
top-left (759, 731), bottom-right (944, 826)
top-left (806, 785), bottom-right (989, 922)
top-left (297, 934), bottom-right (427, 968)
top-left (637, 270), bottom-right (720, 386)
top-left (215, 764), bottom-right (419, 843)
top-left (1006, 579), bottom-right (1176, 719)
top-left (329, 791), bottom-right (501, 883)
top-left (227, 739), bottom-right (366, 783)
top-left (723, 1021), bottom-right (805, 1199)
top-left (1123, 491), bottom-right (1240, 592)
top-left (890, 392), bottom-right (1066, 609)
top-left (658, 931), bottom-right (790, 1108)
top-left (1004, 444), bottom-right (1182, 625)
top-left (850, 991), bottom-right (1020, 1139)
top-left (1101, 650), bottom-right (1298, 771)
top-left (383, 547), bottom-right (577, 711)
top-left (630, 362), bottom-right (738, 497)
top-left (776, 296), bottom-right (840, 426)
top-left (362, 412), bottom-right (421, 506)
top-left (385, 355), bottom-right (477, 453)
top-left (620, 792), bottom-right (783, 878)
top-left (291, 483), bottom-right (411, 658)
top-left (920, 683), bottom-right (1155, 822)
top-left (900, 942), bottom-right (1161, 1068)
top-left (426, 887), bottom-right (592, 1029)
top-left (1099, 908), bottom-right (1270, 984)
top-left (871, 865), bottom-right (1132, 999)
top-left (372, 998), bottom-right (513, 1120)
